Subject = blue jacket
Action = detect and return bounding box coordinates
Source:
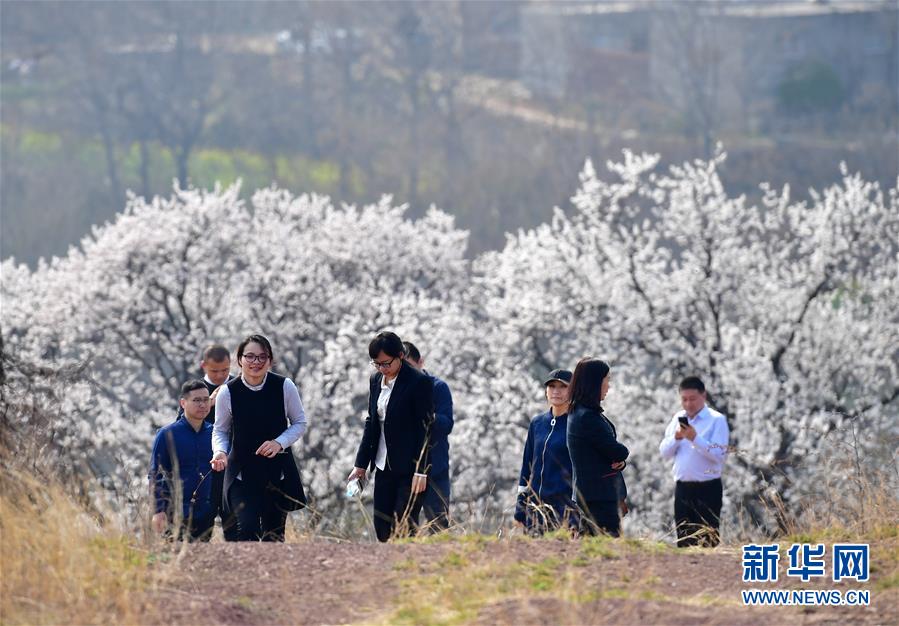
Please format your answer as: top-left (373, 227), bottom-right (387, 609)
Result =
top-left (427, 373), bottom-right (453, 478)
top-left (567, 404), bottom-right (629, 503)
top-left (148, 417), bottom-right (214, 521)
top-left (514, 410), bottom-right (574, 524)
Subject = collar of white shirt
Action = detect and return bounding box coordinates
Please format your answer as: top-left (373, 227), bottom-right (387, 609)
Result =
top-left (240, 372), bottom-right (268, 391)
top-left (686, 405), bottom-right (709, 423)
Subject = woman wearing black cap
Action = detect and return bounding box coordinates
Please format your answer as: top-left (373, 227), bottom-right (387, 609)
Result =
top-left (514, 369), bottom-right (579, 533)
top-left (567, 357), bottom-right (629, 537)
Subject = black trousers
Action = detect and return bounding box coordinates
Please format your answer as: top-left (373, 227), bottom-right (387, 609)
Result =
top-left (166, 511), bottom-right (214, 542)
top-left (579, 499), bottom-right (621, 537)
top-left (211, 470), bottom-right (240, 541)
top-left (228, 478), bottom-right (289, 542)
top-left (674, 478), bottom-right (722, 547)
top-left (421, 472), bottom-right (451, 531)
top-left (373, 468), bottom-right (424, 543)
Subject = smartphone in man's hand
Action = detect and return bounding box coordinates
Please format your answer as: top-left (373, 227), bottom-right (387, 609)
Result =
top-left (678, 415), bottom-right (689, 428)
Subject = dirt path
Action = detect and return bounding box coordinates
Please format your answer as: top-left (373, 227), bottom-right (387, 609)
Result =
top-left (139, 538), bottom-right (897, 625)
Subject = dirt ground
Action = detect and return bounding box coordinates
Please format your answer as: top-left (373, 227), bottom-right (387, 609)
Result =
top-left (139, 538), bottom-right (897, 626)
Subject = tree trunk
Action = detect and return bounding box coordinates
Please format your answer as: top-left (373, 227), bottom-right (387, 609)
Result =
top-left (97, 104), bottom-right (122, 207)
top-left (139, 137), bottom-right (151, 198)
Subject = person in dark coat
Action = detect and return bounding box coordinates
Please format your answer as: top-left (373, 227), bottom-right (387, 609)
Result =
top-left (347, 331), bottom-right (434, 542)
top-left (172, 344), bottom-right (238, 540)
top-left (514, 369), bottom-right (579, 533)
top-left (566, 357), bottom-right (629, 537)
top-left (149, 380), bottom-right (216, 541)
top-left (403, 341), bottom-right (454, 531)
top-left (210, 334), bottom-right (307, 542)
top-left (198, 344), bottom-right (239, 540)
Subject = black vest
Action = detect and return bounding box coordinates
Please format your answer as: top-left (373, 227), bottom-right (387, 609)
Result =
top-left (222, 373), bottom-right (305, 511)
top-left (228, 372), bottom-right (287, 478)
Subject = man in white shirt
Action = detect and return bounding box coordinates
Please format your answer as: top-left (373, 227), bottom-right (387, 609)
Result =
top-left (659, 376), bottom-right (729, 547)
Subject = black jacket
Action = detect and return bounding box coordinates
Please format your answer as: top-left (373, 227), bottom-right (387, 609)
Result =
top-left (566, 404), bottom-right (629, 502)
top-left (354, 361), bottom-right (434, 475)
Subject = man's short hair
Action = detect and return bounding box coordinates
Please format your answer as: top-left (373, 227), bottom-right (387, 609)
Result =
top-left (180, 379), bottom-right (209, 398)
top-left (402, 341), bottom-right (422, 362)
top-left (679, 376), bottom-right (706, 393)
top-left (202, 344), bottom-right (230, 362)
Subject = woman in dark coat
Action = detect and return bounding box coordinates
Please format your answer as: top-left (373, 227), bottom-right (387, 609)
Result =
top-left (566, 357), bottom-right (629, 537)
top-left (347, 331), bottom-right (434, 542)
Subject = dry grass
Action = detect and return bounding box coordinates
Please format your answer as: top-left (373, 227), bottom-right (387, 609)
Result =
top-left (1, 452), bottom-right (895, 626)
top-left (788, 479), bottom-right (899, 545)
top-left (376, 473), bottom-right (899, 626)
top-left (0, 467), bottom-right (168, 625)
top-left (380, 533), bottom-right (677, 625)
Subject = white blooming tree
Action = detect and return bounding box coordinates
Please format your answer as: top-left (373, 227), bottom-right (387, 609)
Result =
top-left (476, 149), bottom-right (899, 534)
top-left (233, 189), bottom-right (479, 525)
top-left (2, 151), bottom-right (895, 537)
top-left (2, 185), bottom-right (259, 498)
top-left (0, 184), bottom-right (481, 523)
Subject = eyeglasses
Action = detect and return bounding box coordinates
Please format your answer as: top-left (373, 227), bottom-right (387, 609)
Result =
top-left (371, 357), bottom-right (396, 370)
top-left (189, 397), bottom-right (211, 405)
top-left (242, 353), bottom-right (270, 364)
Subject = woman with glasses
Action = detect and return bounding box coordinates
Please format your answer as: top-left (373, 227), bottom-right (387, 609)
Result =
top-left (514, 369), bottom-right (579, 534)
top-left (347, 331), bottom-right (434, 542)
top-left (210, 334), bottom-right (307, 541)
top-left (566, 357), bottom-right (629, 537)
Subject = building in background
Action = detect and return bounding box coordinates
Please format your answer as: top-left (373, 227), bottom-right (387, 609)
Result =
top-left (461, 0), bottom-right (522, 77)
top-left (521, 1), bottom-right (897, 137)
top-left (521, 2), bottom-right (651, 102)
top-left (651, 0), bottom-right (898, 135)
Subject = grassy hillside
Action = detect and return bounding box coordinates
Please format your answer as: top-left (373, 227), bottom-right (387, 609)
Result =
top-left (1, 466), bottom-right (896, 625)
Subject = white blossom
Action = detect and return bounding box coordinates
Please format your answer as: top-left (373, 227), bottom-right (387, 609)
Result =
top-left (2, 153), bottom-right (896, 536)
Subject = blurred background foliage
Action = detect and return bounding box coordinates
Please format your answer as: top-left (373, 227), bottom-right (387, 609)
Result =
top-left (2, 0), bottom-right (896, 264)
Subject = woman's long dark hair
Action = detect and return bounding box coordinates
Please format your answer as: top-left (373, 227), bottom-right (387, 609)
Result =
top-left (568, 357), bottom-right (610, 412)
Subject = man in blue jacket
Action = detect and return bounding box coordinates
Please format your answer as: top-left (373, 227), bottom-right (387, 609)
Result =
top-left (174, 344), bottom-right (238, 540)
top-left (403, 341), bottom-right (453, 530)
top-left (149, 380), bottom-right (218, 541)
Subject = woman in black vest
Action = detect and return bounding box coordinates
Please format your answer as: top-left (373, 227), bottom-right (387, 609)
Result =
top-left (210, 335), bottom-right (307, 541)
top-left (566, 357), bottom-right (629, 537)
top-left (347, 331), bottom-right (434, 542)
